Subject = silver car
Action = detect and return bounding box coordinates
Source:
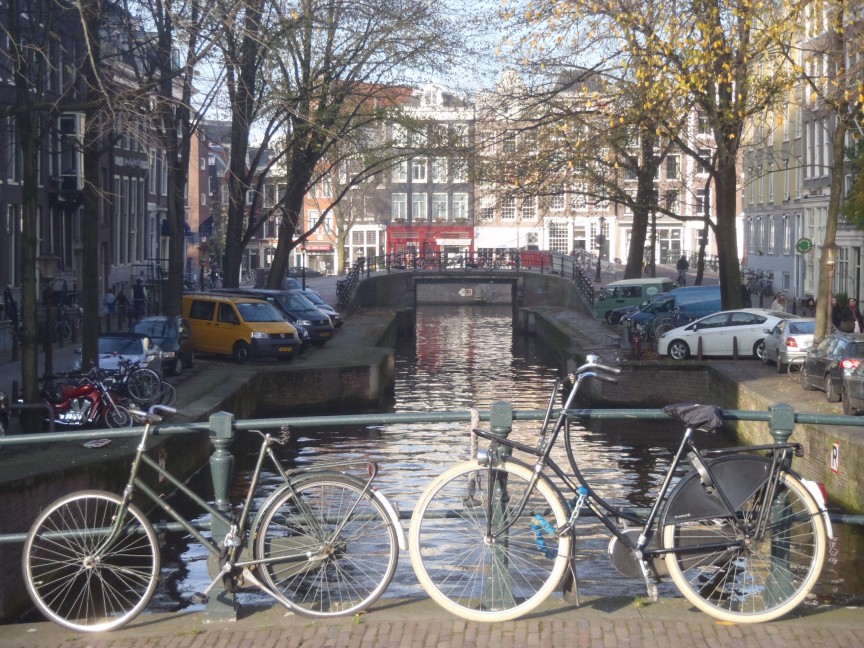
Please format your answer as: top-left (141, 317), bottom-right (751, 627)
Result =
top-left (761, 318), bottom-right (815, 373)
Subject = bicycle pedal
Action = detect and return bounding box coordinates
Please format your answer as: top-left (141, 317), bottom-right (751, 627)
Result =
top-left (191, 592), bottom-right (209, 605)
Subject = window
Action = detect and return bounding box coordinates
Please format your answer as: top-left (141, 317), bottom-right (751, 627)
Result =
top-left (412, 193), bottom-right (428, 220)
top-left (200, 193), bottom-right (206, 206)
top-left (767, 216), bottom-right (775, 254)
top-left (502, 130), bottom-right (516, 154)
top-left (392, 160), bottom-right (407, 183)
top-left (783, 215), bottom-right (792, 254)
top-left (666, 155), bottom-right (680, 180)
top-left (392, 193), bottom-right (407, 219)
top-left (432, 158), bottom-right (447, 183)
top-left (411, 158), bottom-right (427, 182)
top-left (451, 158), bottom-right (467, 182)
top-left (695, 188), bottom-right (706, 215)
top-left (550, 190), bottom-right (565, 211)
top-left (521, 195), bottom-right (536, 219)
top-left (308, 210), bottom-right (320, 229)
top-left (392, 124), bottom-right (407, 147)
top-left (665, 189), bottom-right (679, 213)
top-left (453, 193), bottom-right (468, 219)
top-left (501, 196), bottom-right (516, 219)
top-left (432, 193), bottom-right (448, 220)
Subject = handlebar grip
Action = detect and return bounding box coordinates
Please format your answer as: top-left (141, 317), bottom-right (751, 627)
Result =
top-left (594, 363), bottom-right (621, 376)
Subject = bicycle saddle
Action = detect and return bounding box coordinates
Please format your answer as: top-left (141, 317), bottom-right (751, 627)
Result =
top-left (663, 403), bottom-right (724, 431)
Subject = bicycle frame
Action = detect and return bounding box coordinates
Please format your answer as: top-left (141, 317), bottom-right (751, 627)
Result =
top-left (472, 369), bottom-right (805, 577)
top-left (93, 413), bottom-right (392, 602)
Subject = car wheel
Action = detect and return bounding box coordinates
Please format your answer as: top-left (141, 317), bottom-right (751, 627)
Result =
top-left (233, 341), bottom-right (250, 364)
top-left (842, 388), bottom-right (856, 415)
top-left (754, 340), bottom-right (766, 361)
top-left (825, 375), bottom-right (841, 403)
top-left (605, 312), bottom-right (617, 324)
top-left (171, 357), bottom-right (184, 376)
top-left (668, 340), bottom-right (690, 360)
top-left (760, 345), bottom-right (770, 364)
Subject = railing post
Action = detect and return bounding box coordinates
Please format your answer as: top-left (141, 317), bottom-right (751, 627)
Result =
top-left (484, 401), bottom-right (516, 610)
top-left (768, 402), bottom-right (796, 448)
top-left (204, 411), bottom-right (236, 623)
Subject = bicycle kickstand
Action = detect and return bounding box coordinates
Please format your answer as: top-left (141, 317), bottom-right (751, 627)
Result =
top-left (561, 529), bottom-right (581, 607)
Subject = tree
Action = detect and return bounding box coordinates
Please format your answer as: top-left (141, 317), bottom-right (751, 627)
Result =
top-left (217, 0), bottom-right (462, 290)
top-left (505, 0), bottom-right (803, 307)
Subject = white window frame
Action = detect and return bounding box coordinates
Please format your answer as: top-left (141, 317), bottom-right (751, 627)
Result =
top-left (392, 193), bottom-right (407, 219)
top-left (412, 193), bottom-right (428, 220)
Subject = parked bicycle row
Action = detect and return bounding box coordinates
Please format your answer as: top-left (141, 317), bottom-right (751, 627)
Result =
top-left (18, 357), bottom-right (831, 633)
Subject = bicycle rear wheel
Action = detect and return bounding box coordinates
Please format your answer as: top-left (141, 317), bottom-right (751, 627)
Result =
top-left (662, 459), bottom-right (826, 623)
top-left (787, 357), bottom-right (806, 383)
top-left (126, 368), bottom-right (161, 404)
top-left (409, 460), bottom-right (570, 622)
top-left (23, 491), bottom-right (159, 632)
top-left (255, 474), bottom-right (399, 617)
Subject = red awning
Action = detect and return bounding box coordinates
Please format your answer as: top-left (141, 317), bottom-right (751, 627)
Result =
top-left (305, 244), bottom-right (333, 252)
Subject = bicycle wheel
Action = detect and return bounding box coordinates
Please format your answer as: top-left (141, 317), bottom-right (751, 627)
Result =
top-left (125, 368), bottom-right (161, 404)
top-left (54, 320), bottom-right (72, 342)
top-left (157, 382), bottom-right (177, 407)
top-left (23, 491), bottom-right (159, 632)
top-left (787, 357), bottom-right (806, 382)
top-left (409, 459), bottom-right (570, 622)
top-left (255, 474), bottom-right (399, 617)
top-left (662, 459), bottom-right (826, 623)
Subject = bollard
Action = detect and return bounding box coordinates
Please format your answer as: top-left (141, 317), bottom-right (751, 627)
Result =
top-left (768, 402), bottom-right (796, 450)
top-left (483, 401), bottom-right (516, 610)
top-left (204, 411), bottom-right (236, 623)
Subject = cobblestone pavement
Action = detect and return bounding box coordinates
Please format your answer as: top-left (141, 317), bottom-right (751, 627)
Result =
top-left (1, 596), bottom-right (862, 648)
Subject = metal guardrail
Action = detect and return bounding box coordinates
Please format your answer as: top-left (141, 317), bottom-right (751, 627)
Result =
top-left (1, 403), bottom-right (862, 536)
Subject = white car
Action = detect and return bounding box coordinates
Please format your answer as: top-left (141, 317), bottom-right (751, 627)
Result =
top-left (657, 309), bottom-right (799, 360)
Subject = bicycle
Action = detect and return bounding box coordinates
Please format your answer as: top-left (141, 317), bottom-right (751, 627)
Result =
top-left (22, 405), bottom-right (405, 632)
top-left (409, 356), bottom-right (829, 624)
top-left (54, 305), bottom-right (83, 342)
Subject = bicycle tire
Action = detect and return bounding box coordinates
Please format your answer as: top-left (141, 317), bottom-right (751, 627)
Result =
top-left (255, 474), bottom-right (399, 617)
top-left (54, 320), bottom-right (72, 342)
top-left (409, 459), bottom-right (570, 622)
top-left (126, 368), bottom-right (161, 403)
top-left (661, 457), bottom-right (826, 623)
top-left (157, 382), bottom-right (177, 407)
top-left (787, 357), bottom-right (806, 382)
top-left (23, 490), bottom-right (159, 632)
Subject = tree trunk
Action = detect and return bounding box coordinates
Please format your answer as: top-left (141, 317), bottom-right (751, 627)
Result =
top-left (714, 159), bottom-right (742, 310)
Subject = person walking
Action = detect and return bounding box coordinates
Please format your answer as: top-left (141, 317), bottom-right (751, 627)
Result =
top-left (132, 279), bottom-right (147, 321)
top-left (104, 288), bottom-right (116, 332)
top-left (675, 254), bottom-right (689, 287)
top-left (740, 281), bottom-right (752, 308)
top-left (831, 296), bottom-right (842, 331)
top-left (839, 297), bottom-right (864, 333)
top-left (771, 292), bottom-right (787, 312)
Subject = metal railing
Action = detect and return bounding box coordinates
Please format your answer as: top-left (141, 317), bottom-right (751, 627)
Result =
top-left (339, 250), bottom-right (598, 308)
top-left (2, 403), bottom-right (862, 530)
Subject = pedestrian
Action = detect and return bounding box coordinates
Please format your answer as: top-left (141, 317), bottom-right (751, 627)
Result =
top-left (804, 296), bottom-right (817, 317)
top-left (831, 296), bottom-right (842, 330)
top-left (675, 254), bottom-right (689, 287)
top-left (839, 297), bottom-right (864, 333)
top-left (771, 292), bottom-right (787, 312)
top-left (132, 279), bottom-right (147, 320)
top-left (104, 288), bottom-right (116, 330)
top-left (740, 282), bottom-right (752, 308)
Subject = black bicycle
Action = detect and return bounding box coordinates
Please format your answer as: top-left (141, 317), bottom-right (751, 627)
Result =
top-left (409, 356), bottom-right (829, 623)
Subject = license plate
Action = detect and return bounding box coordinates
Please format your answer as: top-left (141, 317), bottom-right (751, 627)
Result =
top-left (321, 332), bottom-right (330, 337)
top-left (279, 346), bottom-right (292, 352)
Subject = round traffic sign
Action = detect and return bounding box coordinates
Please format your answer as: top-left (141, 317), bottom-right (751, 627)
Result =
top-left (796, 238), bottom-right (813, 253)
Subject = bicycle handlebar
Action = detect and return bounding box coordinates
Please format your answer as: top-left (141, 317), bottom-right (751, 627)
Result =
top-left (574, 356), bottom-right (621, 383)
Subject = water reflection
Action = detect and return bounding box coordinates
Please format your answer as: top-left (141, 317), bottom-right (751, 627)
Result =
top-left (165, 304), bottom-right (861, 610)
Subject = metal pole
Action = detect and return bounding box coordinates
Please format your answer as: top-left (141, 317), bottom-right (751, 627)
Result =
top-left (483, 401), bottom-right (516, 610)
top-left (204, 411), bottom-right (236, 622)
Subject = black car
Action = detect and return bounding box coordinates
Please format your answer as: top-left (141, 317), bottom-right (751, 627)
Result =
top-left (132, 316), bottom-right (194, 376)
top-left (803, 332), bottom-right (864, 402)
top-left (212, 288), bottom-right (335, 346)
top-left (290, 288), bottom-right (343, 328)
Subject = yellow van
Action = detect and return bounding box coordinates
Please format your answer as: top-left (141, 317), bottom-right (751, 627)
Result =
top-left (182, 293), bottom-right (301, 363)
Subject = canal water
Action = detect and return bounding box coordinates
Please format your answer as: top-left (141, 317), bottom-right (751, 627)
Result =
top-left (152, 304), bottom-right (863, 613)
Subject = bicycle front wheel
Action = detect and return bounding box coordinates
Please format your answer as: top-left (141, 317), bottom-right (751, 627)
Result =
top-left (409, 460), bottom-right (570, 622)
top-left (23, 491), bottom-right (159, 632)
top-left (255, 475), bottom-right (399, 617)
top-left (126, 368), bottom-right (161, 404)
top-left (662, 464), bottom-right (826, 623)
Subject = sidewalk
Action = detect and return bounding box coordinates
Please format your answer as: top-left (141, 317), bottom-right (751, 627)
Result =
top-left (1, 595), bottom-right (860, 648)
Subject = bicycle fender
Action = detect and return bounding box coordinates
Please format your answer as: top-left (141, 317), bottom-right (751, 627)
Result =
top-left (800, 478), bottom-right (834, 540)
top-left (371, 489), bottom-right (407, 551)
top-left (661, 455), bottom-right (772, 525)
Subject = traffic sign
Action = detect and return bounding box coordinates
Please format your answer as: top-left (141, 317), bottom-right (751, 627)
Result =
top-left (796, 238), bottom-right (813, 253)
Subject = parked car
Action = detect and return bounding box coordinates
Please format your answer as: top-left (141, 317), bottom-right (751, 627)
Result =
top-left (657, 309), bottom-right (795, 360)
top-left (594, 277), bottom-right (674, 322)
top-left (761, 318), bottom-right (816, 373)
top-left (802, 332), bottom-right (864, 402)
top-left (182, 293), bottom-right (301, 363)
top-left (212, 288), bottom-right (335, 346)
top-left (289, 288), bottom-right (343, 328)
top-left (841, 363), bottom-right (864, 415)
top-left (286, 267), bottom-right (326, 278)
top-left (132, 316), bottom-right (194, 376)
top-left (621, 285), bottom-right (722, 333)
top-left (73, 332), bottom-right (164, 374)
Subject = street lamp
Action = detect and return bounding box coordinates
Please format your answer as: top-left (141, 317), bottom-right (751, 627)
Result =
top-left (594, 217), bottom-right (606, 283)
top-left (38, 254), bottom-right (60, 391)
